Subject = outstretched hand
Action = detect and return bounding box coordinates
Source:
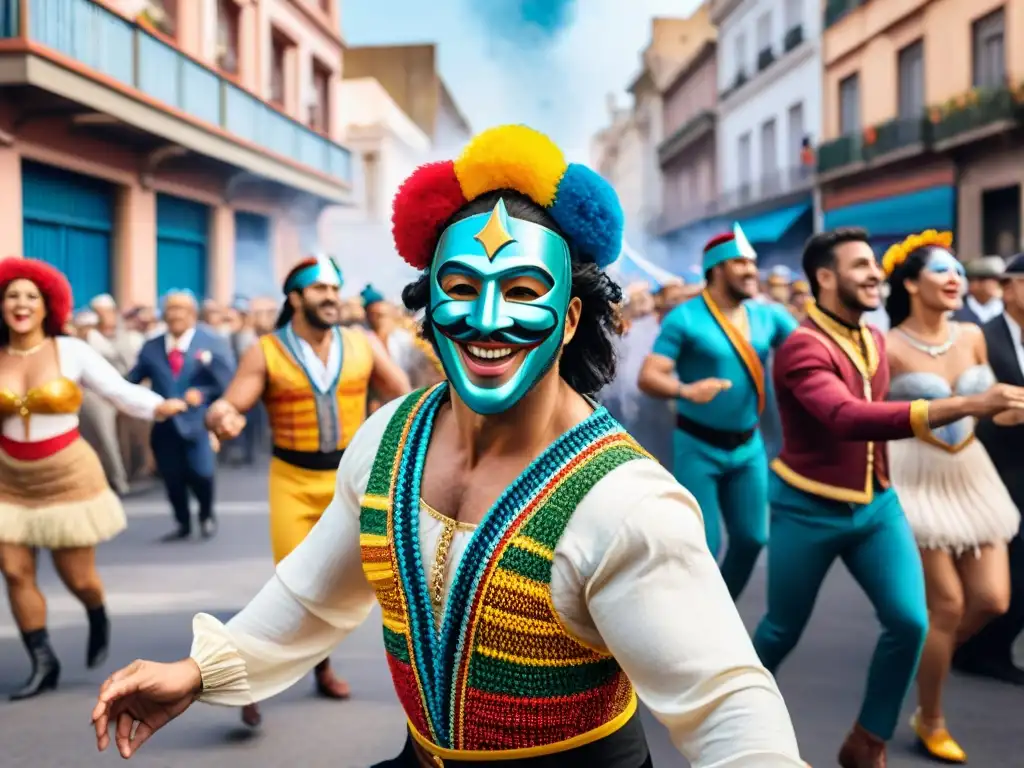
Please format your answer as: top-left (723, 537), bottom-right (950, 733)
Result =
top-left (682, 378), bottom-right (733, 404)
top-left (92, 658), bottom-right (201, 759)
top-left (154, 399), bottom-right (188, 422)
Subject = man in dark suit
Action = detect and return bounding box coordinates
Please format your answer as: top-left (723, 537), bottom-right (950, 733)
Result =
top-left (956, 253), bottom-right (1024, 685)
top-left (128, 290), bottom-right (236, 541)
top-left (952, 255), bottom-right (1005, 325)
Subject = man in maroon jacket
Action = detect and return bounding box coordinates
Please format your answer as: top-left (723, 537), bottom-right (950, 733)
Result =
top-left (751, 228), bottom-right (1024, 768)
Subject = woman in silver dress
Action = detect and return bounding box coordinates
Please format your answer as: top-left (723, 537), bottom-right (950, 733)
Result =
top-left (883, 231), bottom-right (1020, 764)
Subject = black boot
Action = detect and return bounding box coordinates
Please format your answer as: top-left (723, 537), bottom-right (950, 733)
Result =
top-left (86, 604), bottom-right (109, 669)
top-left (10, 628), bottom-right (61, 701)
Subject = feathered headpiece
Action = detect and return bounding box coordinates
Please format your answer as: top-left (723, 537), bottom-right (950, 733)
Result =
top-left (881, 230), bottom-right (954, 277)
top-left (391, 125), bottom-right (624, 271)
top-left (0, 257), bottom-right (73, 335)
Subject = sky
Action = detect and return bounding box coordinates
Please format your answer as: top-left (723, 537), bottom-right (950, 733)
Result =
top-left (342, 0), bottom-right (705, 163)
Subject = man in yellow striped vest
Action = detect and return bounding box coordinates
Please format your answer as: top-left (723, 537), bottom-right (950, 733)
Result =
top-left (203, 255), bottom-right (410, 727)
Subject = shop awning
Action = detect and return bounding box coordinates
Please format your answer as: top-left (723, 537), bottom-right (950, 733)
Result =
top-left (823, 185), bottom-right (955, 235)
top-left (738, 202), bottom-right (811, 244)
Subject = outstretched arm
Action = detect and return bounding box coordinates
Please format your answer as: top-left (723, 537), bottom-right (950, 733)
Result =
top-left (68, 337), bottom-right (165, 420)
top-left (190, 429), bottom-right (377, 705)
top-left (777, 330), bottom-right (1013, 441)
top-left (638, 307), bottom-right (689, 399)
top-left (585, 479), bottom-right (805, 766)
top-left (776, 331), bottom-right (926, 441)
top-left (212, 343), bottom-right (268, 417)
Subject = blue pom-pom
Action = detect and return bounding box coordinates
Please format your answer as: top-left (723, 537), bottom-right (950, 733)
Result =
top-left (548, 163), bottom-right (624, 269)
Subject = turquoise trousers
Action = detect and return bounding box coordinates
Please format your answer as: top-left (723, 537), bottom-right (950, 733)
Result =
top-left (672, 428), bottom-right (768, 598)
top-left (752, 475), bottom-right (928, 740)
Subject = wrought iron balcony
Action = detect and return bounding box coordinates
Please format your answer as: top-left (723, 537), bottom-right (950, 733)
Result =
top-left (824, 0), bottom-right (868, 29)
top-left (0, 0), bottom-right (352, 192)
top-left (817, 134), bottom-right (862, 174)
top-left (818, 114), bottom-right (931, 175)
top-left (757, 48), bottom-right (775, 73)
top-left (930, 86), bottom-right (1023, 146)
top-left (784, 25), bottom-right (804, 52)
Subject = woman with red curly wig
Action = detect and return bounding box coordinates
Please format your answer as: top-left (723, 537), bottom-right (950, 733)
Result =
top-left (92, 127), bottom-right (805, 767)
top-left (0, 258), bottom-right (187, 701)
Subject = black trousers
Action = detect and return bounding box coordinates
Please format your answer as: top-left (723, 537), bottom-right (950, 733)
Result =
top-left (370, 740), bottom-right (654, 768)
top-left (151, 428), bottom-right (215, 533)
top-left (958, 477), bottom-right (1024, 662)
top-left (371, 713), bottom-right (651, 768)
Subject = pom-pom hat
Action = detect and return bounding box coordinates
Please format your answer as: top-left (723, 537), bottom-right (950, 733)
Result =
top-left (391, 125), bottom-right (624, 271)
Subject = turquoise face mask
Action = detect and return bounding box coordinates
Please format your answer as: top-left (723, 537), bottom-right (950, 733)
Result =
top-left (429, 199), bottom-right (572, 415)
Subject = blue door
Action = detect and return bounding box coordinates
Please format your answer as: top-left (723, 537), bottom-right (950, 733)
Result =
top-left (156, 194), bottom-right (208, 300)
top-left (21, 161), bottom-right (114, 308)
top-left (233, 212), bottom-right (275, 299)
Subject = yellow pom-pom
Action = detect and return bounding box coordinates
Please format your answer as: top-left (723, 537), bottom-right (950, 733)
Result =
top-left (454, 125), bottom-right (567, 208)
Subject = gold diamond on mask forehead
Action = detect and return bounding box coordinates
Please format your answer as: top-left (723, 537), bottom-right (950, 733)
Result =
top-left (473, 202), bottom-right (516, 261)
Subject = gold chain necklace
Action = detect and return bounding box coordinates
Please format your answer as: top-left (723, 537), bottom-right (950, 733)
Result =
top-left (6, 341), bottom-right (47, 357)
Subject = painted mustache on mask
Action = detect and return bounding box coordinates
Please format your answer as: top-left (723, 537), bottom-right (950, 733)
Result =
top-left (432, 307), bottom-right (558, 347)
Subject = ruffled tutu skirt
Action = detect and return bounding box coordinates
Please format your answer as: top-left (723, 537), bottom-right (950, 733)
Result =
top-left (889, 436), bottom-right (1020, 555)
top-left (0, 437), bottom-right (126, 548)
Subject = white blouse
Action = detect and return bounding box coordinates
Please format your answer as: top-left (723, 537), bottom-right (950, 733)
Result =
top-left (1, 336), bottom-right (164, 442)
top-left (191, 396), bottom-right (805, 767)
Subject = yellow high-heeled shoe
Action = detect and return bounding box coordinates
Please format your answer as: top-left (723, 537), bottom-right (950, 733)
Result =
top-left (911, 710), bottom-right (967, 763)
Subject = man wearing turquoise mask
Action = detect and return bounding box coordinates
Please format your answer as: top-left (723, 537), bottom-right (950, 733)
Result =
top-left (93, 127), bottom-right (804, 768)
top-left (428, 197), bottom-right (572, 414)
top-left (638, 225), bottom-right (798, 599)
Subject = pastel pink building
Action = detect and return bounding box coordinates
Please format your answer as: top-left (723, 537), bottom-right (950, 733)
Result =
top-left (0, 0), bottom-right (352, 308)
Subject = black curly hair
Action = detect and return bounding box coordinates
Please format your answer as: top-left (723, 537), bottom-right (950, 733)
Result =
top-left (401, 189), bottom-right (624, 395)
top-left (885, 244), bottom-right (955, 328)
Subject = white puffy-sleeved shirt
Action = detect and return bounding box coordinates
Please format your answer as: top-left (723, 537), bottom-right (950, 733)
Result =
top-left (1, 336), bottom-right (164, 442)
top-left (191, 395), bottom-right (805, 767)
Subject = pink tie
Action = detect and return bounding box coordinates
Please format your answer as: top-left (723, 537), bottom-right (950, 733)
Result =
top-left (168, 349), bottom-right (184, 378)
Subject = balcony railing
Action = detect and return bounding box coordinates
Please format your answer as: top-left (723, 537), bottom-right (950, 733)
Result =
top-left (757, 48), bottom-right (775, 72)
top-left (930, 86), bottom-right (1023, 145)
top-left (721, 70), bottom-right (748, 99)
top-left (2, 0), bottom-right (351, 185)
top-left (720, 165), bottom-right (814, 212)
top-left (658, 109), bottom-right (715, 166)
top-left (824, 0), bottom-right (868, 29)
top-left (784, 25), bottom-right (804, 52)
top-left (818, 115), bottom-right (930, 174)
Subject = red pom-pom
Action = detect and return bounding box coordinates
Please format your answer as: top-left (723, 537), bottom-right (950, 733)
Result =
top-left (703, 232), bottom-right (735, 252)
top-left (0, 257), bottom-right (73, 335)
top-left (391, 161), bottom-right (468, 270)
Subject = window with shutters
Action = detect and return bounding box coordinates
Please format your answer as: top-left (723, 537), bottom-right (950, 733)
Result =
top-left (839, 73), bottom-right (861, 134)
top-left (787, 103), bottom-right (805, 167)
top-left (897, 40), bottom-right (925, 118)
top-left (761, 118), bottom-right (778, 177)
top-left (972, 9), bottom-right (1005, 88)
top-left (738, 132), bottom-right (752, 187)
top-left (216, 0), bottom-right (240, 75)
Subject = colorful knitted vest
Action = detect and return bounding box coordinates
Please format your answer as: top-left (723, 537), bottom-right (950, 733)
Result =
top-left (359, 385), bottom-right (648, 760)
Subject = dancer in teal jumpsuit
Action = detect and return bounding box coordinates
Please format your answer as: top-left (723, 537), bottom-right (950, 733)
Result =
top-left (638, 225), bottom-right (796, 598)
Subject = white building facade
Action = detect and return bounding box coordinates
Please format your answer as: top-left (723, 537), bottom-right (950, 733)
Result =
top-left (711, 0), bottom-right (821, 269)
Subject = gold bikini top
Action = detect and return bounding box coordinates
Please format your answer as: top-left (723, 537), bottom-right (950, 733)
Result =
top-left (0, 378), bottom-right (83, 438)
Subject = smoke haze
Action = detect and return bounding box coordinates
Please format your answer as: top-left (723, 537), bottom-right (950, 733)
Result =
top-left (465, 0), bottom-right (578, 48)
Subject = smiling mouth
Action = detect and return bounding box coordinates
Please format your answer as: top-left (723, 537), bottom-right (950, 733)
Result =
top-left (456, 341), bottom-right (536, 379)
top-left (12, 311), bottom-right (31, 321)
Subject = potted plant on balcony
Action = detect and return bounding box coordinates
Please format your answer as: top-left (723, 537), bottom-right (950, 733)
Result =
top-left (929, 85), bottom-right (1019, 143)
